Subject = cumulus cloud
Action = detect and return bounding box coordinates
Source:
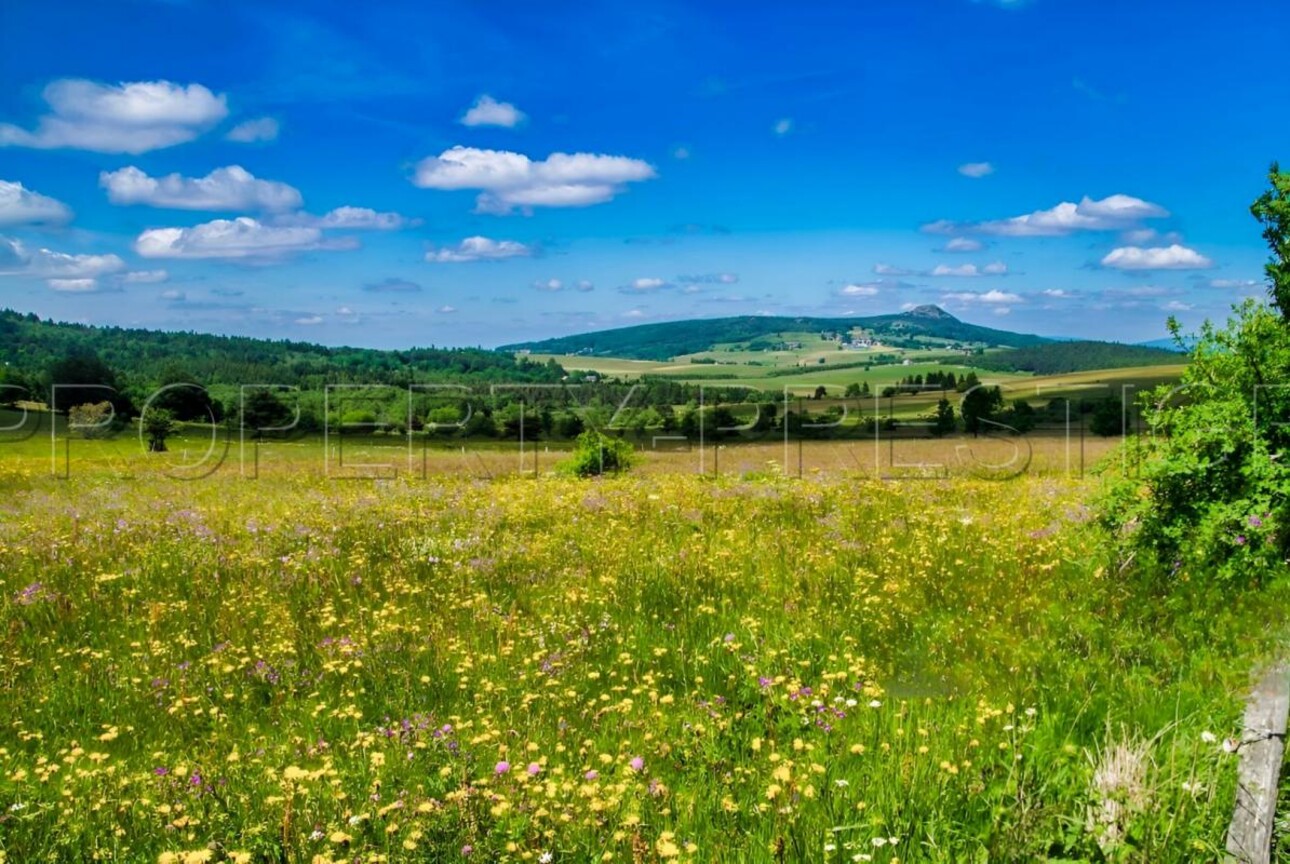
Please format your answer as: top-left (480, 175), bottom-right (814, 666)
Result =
top-left (1162, 300), bottom-right (1194, 312)
top-left (0, 79), bottom-right (228, 154)
top-left (134, 217), bottom-right (344, 260)
top-left (943, 237), bottom-right (983, 253)
top-left (1208, 277), bottom-right (1261, 290)
top-left (0, 180), bottom-right (72, 226)
top-left (101, 165), bottom-right (303, 212)
top-left (363, 277), bottom-right (422, 293)
top-left (47, 278), bottom-right (100, 293)
top-left (295, 315), bottom-right (323, 326)
top-left (121, 269), bottom-right (169, 284)
top-left (225, 117), bottom-right (280, 143)
top-left (576, 280), bottom-right (595, 292)
top-left (412, 146), bottom-right (656, 214)
top-left (958, 162), bottom-right (994, 178)
top-left (276, 206), bottom-right (408, 230)
top-left (839, 283), bottom-right (880, 296)
top-left (1100, 244), bottom-right (1213, 271)
top-left (618, 277), bottom-right (671, 294)
top-left (437, 305), bottom-right (458, 314)
top-left (533, 278), bottom-right (563, 292)
top-left (1041, 288), bottom-right (1072, 298)
top-left (425, 236), bottom-right (533, 262)
top-left (924, 194), bottom-right (1169, 237)
top-left (460, 95), bottom-right (525, 128)
top-left (929, 261), bottom-right (1009, 277)
top-left (942, 289), bottom-right (1022, 304)
top-left (0, 238), bottom-right (127, 279)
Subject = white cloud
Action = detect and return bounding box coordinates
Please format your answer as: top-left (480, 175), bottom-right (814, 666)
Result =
top-left (943, 237), bottom-right (983, 253)
top-left (929, 261), bottom-right (1008, 277)
top-left (295, 315), bottom-right (323, 325)
top-left (101, 165), bottom-right (303, 212)
top-left (873, 263), bottom-right (913, 276)
top-left (161, 289), bottom-right (186, 300)
top-left (1208, 277), bottom-right (1261, 290)
top-left (461, 95), bottom-right (525, 128)
top-left (0, 79), bottom-right (227, 154)
top-left (47, 278), bottom-right (99, 293)
top-left (1100, 244), bottom-right (1213, 271)
top-left (576, 280), bottom-right (595, 292)
top-left (276, 206), bottom-right (408, 230)
top-left (0, 239), bottom-right (127, 278)
top-left (134, 217), bottom-right (341, 260)
top-left (773, 118), bottom-right (793, 137)
top-left (1041, 288), bottom-right (1072, 298)
top-left (412, 146), bottom-right (656, 214)
top-left (619, 277), bottom-right (671, 294)
top-left (672, 146), bottom-right (690, 160)
top-left (958, 162), bottom-right (994, 178)
top-left (942, 289), bottom-right (1022, 304)
top-left (437, 305), bottom-right (457, 314)
top-left (839, 283), bottom-right (880, 296)
top-left (1162, 300), bottom-right (1194, 311)
top-left (425, 236), bottom-right (533, 263)
top-left (225, 117), bottom-right (280, 143)
top-left (924, 194), bottom-right (1169, 237)
top-left (121, 269), bottom-right (169, 284)
top-left (0, 180), bottom-right (72, 226)
top-left (533, 278), bottom-right (563, 292)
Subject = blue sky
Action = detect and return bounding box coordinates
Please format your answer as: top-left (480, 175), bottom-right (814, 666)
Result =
top-left (0, 0), bottom-right (1286, 348)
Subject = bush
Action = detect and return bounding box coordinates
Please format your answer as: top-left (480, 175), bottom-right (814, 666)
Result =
top-left (562, 430), bottom-right (636, 478)
top-left (1101, 301), bottom-right (1290, 583)
top-left (1101, 164), bottom-right (1290, 583)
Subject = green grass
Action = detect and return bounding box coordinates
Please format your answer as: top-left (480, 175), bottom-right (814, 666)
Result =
top-left (0, 439), bottom-right (1280, 862)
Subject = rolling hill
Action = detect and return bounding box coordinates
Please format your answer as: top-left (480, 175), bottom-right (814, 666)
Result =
top-left (502, 305), bottom-right (1157, 362)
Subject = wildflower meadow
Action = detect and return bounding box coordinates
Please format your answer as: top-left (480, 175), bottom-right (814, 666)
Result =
top-left (0, 449), bottom-right (1281, 862)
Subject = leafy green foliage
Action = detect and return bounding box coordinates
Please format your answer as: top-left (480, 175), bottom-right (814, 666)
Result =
top-left (562, 430), bottom-right (636, 477)
top-left (931, 397), bottom-right (956, 436)
top-left (1102, 301), bottom-right (1290, 582)
top-left (1103, 164), bottom-right (1290, 583)
top-left (141, 408), bottom-right (176, 453)
top-left (1251, 161), bottom-right (1290, 320)
top-left (961, 385), bottom-right (1004, 436)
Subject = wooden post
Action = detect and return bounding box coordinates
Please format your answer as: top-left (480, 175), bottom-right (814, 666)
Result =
top-left (1225, 661), bottom-right (1289, 864)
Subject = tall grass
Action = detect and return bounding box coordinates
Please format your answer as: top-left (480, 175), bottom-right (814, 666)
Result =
top-left (0, 461), bottom-right (1280, 862)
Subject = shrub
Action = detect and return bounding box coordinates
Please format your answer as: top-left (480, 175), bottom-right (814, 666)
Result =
top-left (562, 430), bottom-right (636, 477)
top-left (1101, 164), bottom-right (1290, 583)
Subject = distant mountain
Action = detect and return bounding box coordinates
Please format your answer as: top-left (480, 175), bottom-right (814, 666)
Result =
top-left (1136, 337), bottom-right (1192, 352)
top-left (501, 305), bottom-right (1049, 360)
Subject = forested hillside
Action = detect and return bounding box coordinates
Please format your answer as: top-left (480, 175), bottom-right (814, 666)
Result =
top-left (501, 305), bottom-right (1051, 359)
top-left (0, 308), bottom-right (565, 393)
top-left (971, 341), bottom-right (1182, 374)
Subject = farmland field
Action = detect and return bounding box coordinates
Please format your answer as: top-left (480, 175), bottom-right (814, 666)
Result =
top-left (0, 434), bottom-right (1282, 863)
